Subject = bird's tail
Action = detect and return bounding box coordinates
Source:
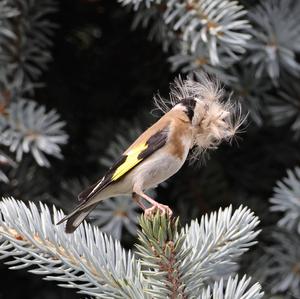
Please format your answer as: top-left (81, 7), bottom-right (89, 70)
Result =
top-left (57, 202), bottom-right (98, 233)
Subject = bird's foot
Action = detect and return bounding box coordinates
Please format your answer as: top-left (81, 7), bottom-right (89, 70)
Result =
top-left (144, 203), bottom-right (173, 217)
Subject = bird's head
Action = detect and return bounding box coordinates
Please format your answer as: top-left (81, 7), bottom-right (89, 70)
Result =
top-left (180, 94), bottom-right (242, 151)
top-left (154, 73), bottom-right (246, 159)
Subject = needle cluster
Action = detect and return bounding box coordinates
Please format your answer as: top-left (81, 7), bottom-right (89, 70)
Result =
top-left (0, 197), bottom-right (263, 298)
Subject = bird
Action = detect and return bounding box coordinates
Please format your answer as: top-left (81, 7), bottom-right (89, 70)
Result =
top-left (58, 73), bottom-right (243, 233)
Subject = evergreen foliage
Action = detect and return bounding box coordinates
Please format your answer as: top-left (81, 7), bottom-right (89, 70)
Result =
top-left (270, 167), bottom-right (300, 233)
top-left (0, 0), bottom-right (67, 172)
top-left (247, 0), bottom-right (300, 81)
top-left (0, 198), bottom-right (263, 298)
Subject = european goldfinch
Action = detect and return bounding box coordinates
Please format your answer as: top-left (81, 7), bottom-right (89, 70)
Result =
top-left (58, 74), bottom-right (243, 233)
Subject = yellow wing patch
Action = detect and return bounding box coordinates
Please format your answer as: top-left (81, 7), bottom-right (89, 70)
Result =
top-left (111, 143), bottom-right (148, 181)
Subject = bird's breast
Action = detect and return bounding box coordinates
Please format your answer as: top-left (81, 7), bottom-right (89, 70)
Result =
top-left (129, 147), bottom-right (188, 191)
top-left (122, 119), bottom-right (193, 192)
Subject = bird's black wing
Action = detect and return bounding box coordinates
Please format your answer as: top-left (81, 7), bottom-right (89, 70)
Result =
top-left (78, 126), bottom-right (169, 203)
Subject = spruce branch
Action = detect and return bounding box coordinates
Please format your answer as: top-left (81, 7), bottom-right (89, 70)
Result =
top-left (256, 231), bottom-right (300, 298)
top-left (270, 167), bottom-right (300, 234)
top-left (0, 149), bottom-right (16, 183)
top-left (119, 0), bottom-right (250, 74)
top-left (201, 275), bottom-right (263, 299)
top-left (0, 197), bottom-right (263, 298)
top-left (0, 0), bottom-right (66, 168)
top-left (136, 206), bottom-right (260, 298)
top-left (169, 42), bottom-right (234, 82)
top-left (0, 0), bottom-right (19, 62)
top-left (181, 205), bottom-right (260, 296)
top-left (118, 0), bottom-right (160, 10)
top-left (0, 197), bottom-right (147, 298)
top-left (0, 0), bottom-right (19, 19)
top-left (0, 0), bottom-right (58, 88)
top-left (132, 4), bottom-right (179, 52)
top-left (136, 212), bottom-right (190, 299)
top-left (0, 0), bottom-right (19, 42)
top-left (247, 0), bottom-right (300, 81)
top-left (0, 99), bottom-right (68, 167)
top-left (264, 79), bottom-right (300, 138)
top-left (164, 0), bottom-right (251, 65)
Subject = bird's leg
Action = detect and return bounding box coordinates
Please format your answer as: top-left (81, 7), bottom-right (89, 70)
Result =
top-left (133, 189), bottom-right (172, 217)
top-left (132, 192), bottom-right (147, 210)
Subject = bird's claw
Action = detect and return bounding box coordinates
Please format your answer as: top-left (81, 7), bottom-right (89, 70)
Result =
top-left (144, 203), bottom-right (173, 217)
